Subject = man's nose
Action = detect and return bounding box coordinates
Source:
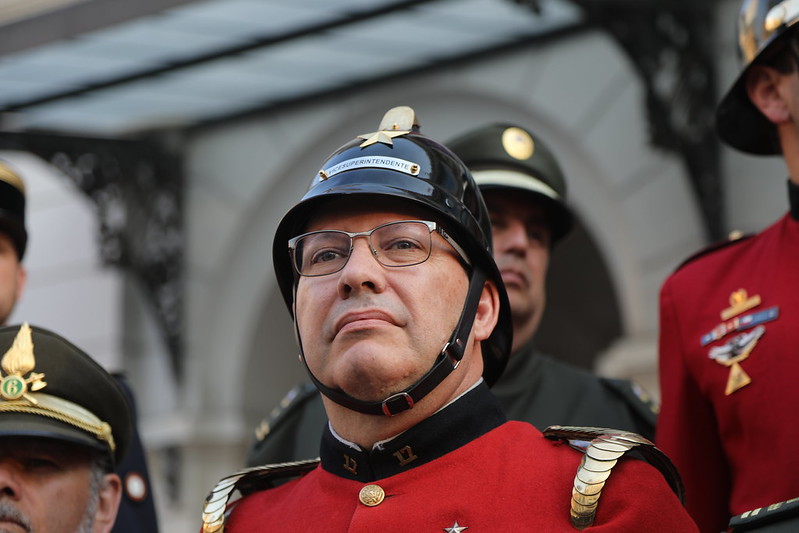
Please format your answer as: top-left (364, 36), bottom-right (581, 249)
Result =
top-left (496, 219), bottom-right (529, 253)
top-left (337, 238), bottom-right (385, 297)
top-left (0, 461), bottom-right (21, 499)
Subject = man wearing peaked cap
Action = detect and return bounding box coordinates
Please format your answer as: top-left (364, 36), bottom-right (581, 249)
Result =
top-left (446, 123), bottom-right (658, 437)
top-left (657, 1), bottom-right (799, 531)
top-left (0, 161), bottom-right (27, 329)
top-left (0, 161), bottom-right (28, 262)
top-left (0, 159), bottom-right (159, 532)
top-left (0, 322), bottom-right (131, 533)
top-left (205, 106), bottom-right (695, 531)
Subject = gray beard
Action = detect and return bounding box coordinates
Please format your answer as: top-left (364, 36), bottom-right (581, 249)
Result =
top-left (0, 495), bottom-right (96, 533)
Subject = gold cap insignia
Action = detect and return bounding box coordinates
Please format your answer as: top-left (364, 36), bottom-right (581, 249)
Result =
top-left (357, 106), bottom-right (418, 148)
top-left (502, 127), bottom-right (535, 161)
top-left (0, 161), bottom-right (25, 194)
top-left (0, 323), bottom-right (46, 402)
top-left (0, 323), bottom-right (116, 452)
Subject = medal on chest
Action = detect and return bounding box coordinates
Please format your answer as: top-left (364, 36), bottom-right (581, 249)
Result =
top-left (701, 289), bottom-right (779, 396)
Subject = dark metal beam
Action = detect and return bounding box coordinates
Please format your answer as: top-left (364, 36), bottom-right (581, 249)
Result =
top-left (185, 21), bottom-right (590, 133)
top-left (0, 0), bottom-right (199, 56)
top-left (0, 0), bottom-right (442, 114)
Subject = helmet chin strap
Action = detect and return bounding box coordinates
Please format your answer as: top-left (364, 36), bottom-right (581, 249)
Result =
top-left (293, 268), bottom-right (487, 416)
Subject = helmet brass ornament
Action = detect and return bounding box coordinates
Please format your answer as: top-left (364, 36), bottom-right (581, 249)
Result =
top-left (357, 105), bottom-right (417, 147)
top-left (717, 0), bottom-right (799, 153)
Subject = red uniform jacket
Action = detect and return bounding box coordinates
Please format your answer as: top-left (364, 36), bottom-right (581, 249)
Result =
top-left (658, 206), bottom-right (799, 532)
top-left (221, 384), bottom-right (695, 531)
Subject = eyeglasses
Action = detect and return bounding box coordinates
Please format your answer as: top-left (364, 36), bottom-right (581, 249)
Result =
top-left (289, 220), bottom-right (470, 277)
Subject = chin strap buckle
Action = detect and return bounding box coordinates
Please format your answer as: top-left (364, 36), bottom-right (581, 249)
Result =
top-left (381, 392), bottom-right (414, 416)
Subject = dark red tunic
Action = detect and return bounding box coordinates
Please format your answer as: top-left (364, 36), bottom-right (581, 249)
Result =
top-left (225, 384), bottom-right (695, 531)
top-left (658, 203), bottom-right (799, 532)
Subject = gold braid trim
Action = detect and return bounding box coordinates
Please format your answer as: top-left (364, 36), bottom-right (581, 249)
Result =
top-left (202, 459), bottom-right (320, 533)
top-left (0, 162), bottom-right (24, 193)
top-left (0, 392), bottom-right (114, 451)
top-left (544, 425), bottom-right (684, 530)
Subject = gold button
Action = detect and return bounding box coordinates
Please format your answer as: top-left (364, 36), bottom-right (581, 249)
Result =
top-left (359, 484), bottom-right (385, 507)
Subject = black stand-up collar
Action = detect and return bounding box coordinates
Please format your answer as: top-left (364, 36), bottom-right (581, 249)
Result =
top-left (319, 382), bottom-right (506, 482)
top-left (789, 180), bottom-right (799, 220)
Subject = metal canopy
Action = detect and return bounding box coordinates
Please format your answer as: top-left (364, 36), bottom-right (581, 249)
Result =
top-left (0, 0), bottom-right (583, 137)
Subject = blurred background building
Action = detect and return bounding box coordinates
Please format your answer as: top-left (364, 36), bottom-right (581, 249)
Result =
top-left (0, 0), bottom-right (788, 528)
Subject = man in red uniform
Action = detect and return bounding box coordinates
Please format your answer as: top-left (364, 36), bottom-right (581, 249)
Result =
top-left (203, 106), bottom-right (695, 532)
top-left (246, 123), bottom-right (657, 468)
top-left (657, 1), bottom-right (799, 531)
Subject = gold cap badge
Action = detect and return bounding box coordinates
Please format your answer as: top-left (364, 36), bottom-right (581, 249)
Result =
top-left (502, 126), bottom-right (535, 160)
top-left (0, 323), bottom-right (46, 402)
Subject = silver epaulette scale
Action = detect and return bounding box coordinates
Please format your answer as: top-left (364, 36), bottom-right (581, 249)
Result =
top-left (201, 458), bottom-right (320, 533)
top-left (544, 425), bottom-right (685, 530)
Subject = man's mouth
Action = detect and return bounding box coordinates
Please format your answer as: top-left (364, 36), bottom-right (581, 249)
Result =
top-left (334, 310), bottom-right (398, 335)
top-left (500, 268), bottom-right (527, 288)
top-left (0, 503), bottom-right (32, 532)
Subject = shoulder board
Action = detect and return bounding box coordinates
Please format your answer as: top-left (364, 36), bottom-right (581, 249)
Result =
top-left (202, 458), bottom-right (319, 533)
top-left (729, 496), bottom-right (799, 532)
top-left (674, 231), bottom-right (753, 273)
top-left (599, 377), bottom-right (659, 422)
top-left (543, 425), bottom-right (684, 530)
top-left (253, 382), bottom-right (318, 442)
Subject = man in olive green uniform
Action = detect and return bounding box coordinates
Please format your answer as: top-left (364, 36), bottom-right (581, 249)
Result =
top-left (0, 160), bottom-right (160, 532)
top-left (0, 323), bottom-right (132, 533)
top-left (247, 123), bottom-right (657, 466)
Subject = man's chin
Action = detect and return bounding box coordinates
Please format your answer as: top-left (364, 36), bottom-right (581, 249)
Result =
top-left (505, 291), bottom-right (531, 312)
top-left (333, 352), bottom-right (418, 399)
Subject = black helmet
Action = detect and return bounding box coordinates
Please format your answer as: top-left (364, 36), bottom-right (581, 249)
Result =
top-left (0, 160), bottom-right (27, 260)
top-left (447, 123), bottom-right (574, 243)
top-left (273, 106), bottom-right (511, 416)
top-left (716, 0), bottom-right (799, 154)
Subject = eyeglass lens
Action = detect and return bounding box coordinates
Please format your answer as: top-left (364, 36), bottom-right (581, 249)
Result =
top-left (293, 221), bottom-right (434, 276)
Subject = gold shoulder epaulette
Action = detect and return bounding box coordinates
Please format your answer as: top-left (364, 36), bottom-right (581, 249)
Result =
top-left (201, 458), bottom-right (319, 533)
top-left (543, 425), bottom-right (684, 530)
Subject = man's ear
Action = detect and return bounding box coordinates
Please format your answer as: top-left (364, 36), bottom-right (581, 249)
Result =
top-left (473, 280), bottom-right (500, 342)
top-left (93, 473), bottom-right (122, 533)
top-left (15, 264), bottom-right (26, 300)
top-left (746, 64), bottom-right (792, 124)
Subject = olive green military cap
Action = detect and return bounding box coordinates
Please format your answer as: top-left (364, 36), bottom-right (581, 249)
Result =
top-left (0, 160), bottom-right (27, 260)
top-left (0, 323), bottom-right (132, 465)
top-left (447, 124), bottom-right (574, 243)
